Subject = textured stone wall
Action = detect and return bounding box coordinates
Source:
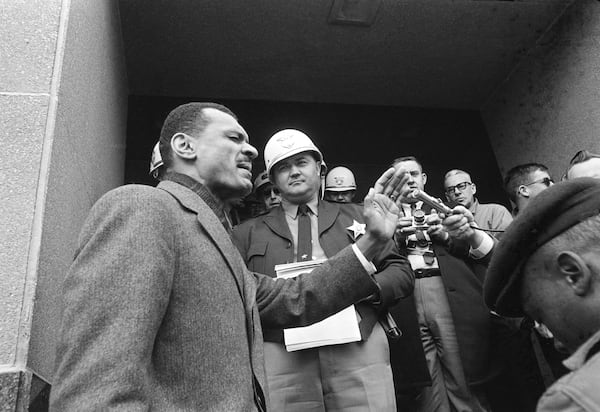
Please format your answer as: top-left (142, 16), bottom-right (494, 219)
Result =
top-left (0, 0), bottom-right (128, 408)
top-left (482, 0), bottom-right (600, 180)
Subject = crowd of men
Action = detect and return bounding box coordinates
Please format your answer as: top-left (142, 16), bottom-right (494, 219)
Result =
top-left (49, 102), bottom-right (600, 411)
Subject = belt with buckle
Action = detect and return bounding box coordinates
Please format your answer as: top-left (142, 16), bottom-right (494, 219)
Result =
top-left (414, 268), bottom-right (441, 279)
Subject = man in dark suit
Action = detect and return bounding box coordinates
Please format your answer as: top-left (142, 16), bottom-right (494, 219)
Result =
top-left (392, 156), bottom-right (494, 412)
top-left (233, 129), bottom-right (414, 411)
top-left (49, 103), bottom-right (409, 411)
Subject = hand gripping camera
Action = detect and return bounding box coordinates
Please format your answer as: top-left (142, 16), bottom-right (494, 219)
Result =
top-left (400, 189), bottom-right (452, 235)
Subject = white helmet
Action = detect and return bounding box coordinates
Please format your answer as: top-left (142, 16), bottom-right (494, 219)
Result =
top-left (325, 166), bottom-right (356, 191)
top-left (264, 129), bottom-right (323, 175)
top-left (149, 142), bottom-right (164, 179)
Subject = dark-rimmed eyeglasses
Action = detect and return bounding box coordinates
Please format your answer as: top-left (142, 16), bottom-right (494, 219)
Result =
top-left (444, 182), bottom-right (472, 196)
top-left (523, 177), bottom-right (554, 187)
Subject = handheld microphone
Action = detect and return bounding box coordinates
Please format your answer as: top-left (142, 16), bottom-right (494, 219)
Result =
top-left (407, 189), bottom-right (453, 215)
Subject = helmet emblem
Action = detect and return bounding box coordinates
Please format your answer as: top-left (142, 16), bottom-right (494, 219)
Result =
top-left (276, 134), bottom-right (296, 149)
top-left (334, 177), bottom-right (344, 186)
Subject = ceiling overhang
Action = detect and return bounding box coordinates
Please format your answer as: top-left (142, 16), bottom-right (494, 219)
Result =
top-left (119, 0), bottom-right (572, 109)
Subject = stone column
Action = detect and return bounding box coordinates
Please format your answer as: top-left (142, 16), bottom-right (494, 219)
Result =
top-left (0, 0), bottom-right (128, 409)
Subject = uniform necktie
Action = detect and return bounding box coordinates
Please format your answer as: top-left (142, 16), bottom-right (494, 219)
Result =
top-left (297, 204), bottom-right (312, 261)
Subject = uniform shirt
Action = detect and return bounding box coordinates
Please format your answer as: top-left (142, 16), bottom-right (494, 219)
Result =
top-left (536, 329), bottom-right (600, 411)
top-left (280, 198), bottom-right (376, 275)
top-left (281, 198), bottom-right (326, 262)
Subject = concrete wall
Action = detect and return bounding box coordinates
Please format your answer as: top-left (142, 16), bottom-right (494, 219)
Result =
top-left (481, 0), bottom-right (600, 180)
top-left (0, 0), bottom-right (127, 408)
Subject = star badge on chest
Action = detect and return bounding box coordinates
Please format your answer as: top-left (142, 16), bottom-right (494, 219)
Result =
top-left (346, 220), bottom-right (366, 241)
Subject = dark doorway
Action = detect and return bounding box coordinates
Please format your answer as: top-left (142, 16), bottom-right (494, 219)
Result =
top-left (125, 96), bottom-right (510, 210)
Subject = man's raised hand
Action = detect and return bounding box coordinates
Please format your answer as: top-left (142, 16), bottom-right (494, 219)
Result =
top-left (363, 188), bottom-right (400, 242)
top-left (373, 167), bottom-right (410, 208)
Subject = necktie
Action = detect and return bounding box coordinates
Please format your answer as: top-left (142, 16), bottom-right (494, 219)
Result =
top-left (297, 204), bottom-right (312, 262)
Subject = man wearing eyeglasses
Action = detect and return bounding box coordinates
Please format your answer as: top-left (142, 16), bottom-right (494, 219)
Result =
top-left (444, 169), bottom-right (512, 239)
top-left (504, 163), bottom-right (555, 216)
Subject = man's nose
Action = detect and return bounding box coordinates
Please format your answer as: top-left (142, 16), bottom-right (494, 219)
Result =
top-left (243, 142), bottom-right (258, 160)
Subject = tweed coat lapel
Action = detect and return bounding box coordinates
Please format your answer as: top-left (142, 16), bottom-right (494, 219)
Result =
top-left (158, 181), bottom-right (267, 409)
top-left (157, 181), bottom-right (250, 305)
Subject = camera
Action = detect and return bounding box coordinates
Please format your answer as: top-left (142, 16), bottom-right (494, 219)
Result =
top-left (399, 209), bottom-right (430, 234)
top-left (411, 209), bottom-right (430, 230)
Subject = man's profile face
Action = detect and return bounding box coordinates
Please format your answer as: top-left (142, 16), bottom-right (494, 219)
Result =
top-left (523, 170), bottom-right (554, 200)
top-left (271, 152), bottom-right (321, 204)
top-left (324, 190), bottom-right (355, 203)
top-left (567, 158), bottom-right (600, 179)
top-left (520, 252), bottom-right (581, 353)
top-left (394, 160), bottom-right (426, 203)
top-left (444, 173), bottom-right (475, 208)
top-left (192, 108), bottom-right (258, 201)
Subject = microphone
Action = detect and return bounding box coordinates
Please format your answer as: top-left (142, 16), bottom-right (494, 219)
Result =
top-left (407, 189), bottom-right (453, 215)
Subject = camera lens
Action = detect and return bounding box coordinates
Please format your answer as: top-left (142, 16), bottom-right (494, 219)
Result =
top-left (413, 210), bottom-right (426, 225)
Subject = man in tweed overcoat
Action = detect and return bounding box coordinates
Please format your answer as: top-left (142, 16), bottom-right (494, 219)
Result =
top-left (50, 102), bottom-right (408, 411)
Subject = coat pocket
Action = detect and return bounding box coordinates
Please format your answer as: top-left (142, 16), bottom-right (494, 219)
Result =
top-left (247, 241), bottom-right (269, 275)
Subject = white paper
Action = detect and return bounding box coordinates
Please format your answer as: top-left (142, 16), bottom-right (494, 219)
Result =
top-left (275, 260), bottom-right (361, 352)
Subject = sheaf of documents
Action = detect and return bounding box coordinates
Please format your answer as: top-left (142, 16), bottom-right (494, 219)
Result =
top-left (275, 259), bottom-right (361, 352)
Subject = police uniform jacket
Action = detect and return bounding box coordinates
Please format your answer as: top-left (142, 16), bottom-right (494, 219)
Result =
top-left (232, 200), bottom-right (415, 343)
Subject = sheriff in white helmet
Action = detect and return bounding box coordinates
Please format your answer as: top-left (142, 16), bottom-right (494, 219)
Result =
top-left (263, 129), bottom-right (326, 203)
top-left (264, 129), bottom-right (324, 174)
top-left (232, 128), bottom-right (406, 411)
top-left (324, 166), bottom-right (357, 203)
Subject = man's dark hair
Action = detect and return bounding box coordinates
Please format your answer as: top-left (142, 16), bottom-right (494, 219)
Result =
top-left (159, 102), bottom-right (237, 169)
top-left (564, 150), bottom-right (600, 179)
top-left (390, 156), bottom-right (422, 169)
top-left (503, 163), bottom-right (550, 202)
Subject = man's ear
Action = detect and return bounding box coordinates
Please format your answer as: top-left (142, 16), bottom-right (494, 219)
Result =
top-left (518, 185), bottom-right (530, 199)
top-left (556, 251), bottom-right (592, 296)
top-left (171, 133), bottom-right (196, 160)
top-left (319, 161), bottom-right (327, 178)
top-left (422, 172), bottom-right (427, 186)
top-left (471, 183), bottom-right (477, 196)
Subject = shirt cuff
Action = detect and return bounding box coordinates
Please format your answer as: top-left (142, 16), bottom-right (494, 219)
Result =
top-left (351, 243), bottom-right (377, 275)
top-left (352, 243), bottom-right (382, 304)
top-left (469, 232), bottom-right (494, 259)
